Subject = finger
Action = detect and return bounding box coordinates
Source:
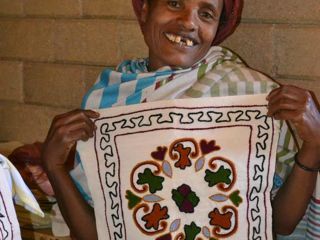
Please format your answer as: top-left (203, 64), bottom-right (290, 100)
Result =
top-left (267, 85), bottom-right (308, 104)
top-left (49, 110), bottom-right (98, 138)
top-left (66, 120), bottom-right (95, 138)
top-left (267, 86), bottom-right (310, 117)
top-left (267, 86), bottom-right (282, 100)
top-left (52, 119), bottom-right (95, 144)
top-left (83, 109), bottom-right (100, 119)
top-left (66, 128), bottom-right (93, 143)
top-left (268, 86), bottom-right (306, 106)
top-left (267, 98), bottom-right (305, 116)
top-left (268, 92), bottom-right (298, 108)
top-left (56, 109), bottom-right (99, 120)
top-left (272, 110), bottom-right (302, 121)
top-left (59, 109), bottom-right (99, 125)
top-left (53, 109), bottom-right (99, 128)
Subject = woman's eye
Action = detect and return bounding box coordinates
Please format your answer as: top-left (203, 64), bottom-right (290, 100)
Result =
top-left (167, 0), bottom-right (181, 8)
top-left (200, 11), bottom-right (214, 20)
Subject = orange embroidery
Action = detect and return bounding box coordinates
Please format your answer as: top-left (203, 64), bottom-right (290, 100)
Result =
top-left (209, 208), bottom-right (232, 229)
top-left (142, 203), bottom-right (169, 230)
top-left (173, 143), bottom-right (192, 169)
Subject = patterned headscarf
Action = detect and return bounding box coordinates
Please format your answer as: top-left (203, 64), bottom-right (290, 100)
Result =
top-left (132, 0), bottom-right (243, 45)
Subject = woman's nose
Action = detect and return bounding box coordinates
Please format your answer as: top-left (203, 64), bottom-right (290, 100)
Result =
top-left (177, 10), bottom-right (197, 31)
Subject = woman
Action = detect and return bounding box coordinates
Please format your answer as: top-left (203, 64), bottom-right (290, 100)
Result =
top-left (42, 0), bottom-right (320, 239)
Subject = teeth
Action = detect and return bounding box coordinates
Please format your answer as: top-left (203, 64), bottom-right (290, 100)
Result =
top-left (175, 36), bottom-right (181, 43)
top-left (186, 39), bottom-right (193, 47)
top-left (167, 33), bottom-right (175, 42)
top-left (165, 33), bottom-right (194, 47)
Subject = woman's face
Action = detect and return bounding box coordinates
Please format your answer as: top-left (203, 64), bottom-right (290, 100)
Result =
top-left (140, 0), bottom-right (223, 70)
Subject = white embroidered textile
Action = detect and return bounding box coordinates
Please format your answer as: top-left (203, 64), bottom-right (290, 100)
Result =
top-left (0, 154), bottom-right (44, 240)
top-left (77, 94), bottom-right (280, 240)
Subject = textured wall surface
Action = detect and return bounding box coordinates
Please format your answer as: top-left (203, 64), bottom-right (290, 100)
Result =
top-left (0, 0), bottom-right (319, 143)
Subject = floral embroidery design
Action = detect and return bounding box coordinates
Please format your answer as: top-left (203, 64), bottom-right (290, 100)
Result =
top-left (171, 184), bottom-right (200, 213)
top-left (126, 138), bottom-right (243, 240)
top-left (142, 203), bottom-right (169, 230)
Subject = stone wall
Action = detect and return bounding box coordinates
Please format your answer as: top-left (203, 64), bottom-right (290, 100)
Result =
top-left (0, 0), bottom-right (319, 143)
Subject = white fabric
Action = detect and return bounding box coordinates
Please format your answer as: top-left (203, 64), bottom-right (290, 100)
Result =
top-left (51, 203), bottom-right (70, 237)
top-left (78, 94), bottom-right (280, 240)
top-left (0, 154), bottom-right (44, 240)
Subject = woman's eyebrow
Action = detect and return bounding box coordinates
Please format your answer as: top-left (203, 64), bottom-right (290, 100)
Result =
top-left (199, 1), bottom-right (218, 11)
top-left (199, 2), bottom-right (219, 16)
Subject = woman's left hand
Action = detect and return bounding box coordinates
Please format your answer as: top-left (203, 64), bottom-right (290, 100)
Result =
top-left (269, 85), bottom-right (320, 234)
top-left (267, 85), bottom-right (320, 147)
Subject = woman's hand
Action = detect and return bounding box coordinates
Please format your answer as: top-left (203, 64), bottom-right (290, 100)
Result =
top-left (42, 109), bottom-right (100, 171)
top-left (268, 85), bottom-right (320, 234)
top-left (267, 85), bottom-right (320, 147)
top-left (41, 109), bottom-right (100, 240)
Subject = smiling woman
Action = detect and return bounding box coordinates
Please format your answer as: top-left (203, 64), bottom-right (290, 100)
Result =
top-left (140, 0), bottom-right (224, 69)
top-left (40, 0), bottom-right (320, 239)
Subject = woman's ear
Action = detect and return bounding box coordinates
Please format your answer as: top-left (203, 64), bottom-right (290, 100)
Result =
top-left (140, 0), bottom-right (149, 24)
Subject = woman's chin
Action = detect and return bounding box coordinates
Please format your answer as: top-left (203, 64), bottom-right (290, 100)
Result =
top-left (158, 47), bottom-right (207, 69)
top-left (165, 58), bottom-right (200, 69)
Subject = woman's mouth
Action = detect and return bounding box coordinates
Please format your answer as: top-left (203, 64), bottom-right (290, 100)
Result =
top-left (164, 33), bottom-right (197, 47)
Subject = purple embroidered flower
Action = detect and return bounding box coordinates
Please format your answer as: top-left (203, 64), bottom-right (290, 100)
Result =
top-left (171, 184), bottom-right (200, 213)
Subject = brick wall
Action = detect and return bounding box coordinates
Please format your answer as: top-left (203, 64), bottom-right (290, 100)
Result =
top-left (0, 0), bottom-right (319, 143)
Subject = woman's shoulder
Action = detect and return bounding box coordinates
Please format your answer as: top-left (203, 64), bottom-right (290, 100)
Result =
top-left (210, 46), bottom-right (279, 85)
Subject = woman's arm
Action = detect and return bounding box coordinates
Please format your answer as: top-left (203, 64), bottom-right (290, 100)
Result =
top-left (42, 109), bottom-right (100, 240)
top-left (267, 85), bottom-right (320, 235)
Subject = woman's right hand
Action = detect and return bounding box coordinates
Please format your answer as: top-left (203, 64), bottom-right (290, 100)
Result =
top-left (41, 109), bottom-right (100, 240)
top-left (42, 109), bottom-right (100, 171)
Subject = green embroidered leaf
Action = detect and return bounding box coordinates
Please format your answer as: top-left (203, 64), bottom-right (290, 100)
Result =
top-left (205, 166), bottom-right (231, 187)
top-left (229, 190), bottom-right (243, 207)
top-left (137, 168), bottom-right (165, 193)
top-left (171, 189), bottom-right (184, 206)
top-left (184, 222), bottom-right (201, 240)
top-left (186, 192), bottom-right (200, 207)
top-left (126, 190), bottom-right (142, 209)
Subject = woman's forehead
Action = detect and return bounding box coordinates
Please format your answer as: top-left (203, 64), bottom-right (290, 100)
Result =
top-left (153, 0), bottom-right (222, 6)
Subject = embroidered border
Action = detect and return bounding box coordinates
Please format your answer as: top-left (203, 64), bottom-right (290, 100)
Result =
top-left (93, 104), bottom-right (275, 240)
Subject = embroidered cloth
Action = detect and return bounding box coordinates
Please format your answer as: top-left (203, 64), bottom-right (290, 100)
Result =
top-left (77, 94), bottom-right (279, 240)
top-left (0, 154), bottom-right (43, 240)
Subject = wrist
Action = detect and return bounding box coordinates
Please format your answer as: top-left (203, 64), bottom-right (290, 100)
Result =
top-left (44, 162), bottom-right (69, 175)
top-left (297, 143), bottom-right (320, 169)
top-left (295, 153), bottom-right (320, 172)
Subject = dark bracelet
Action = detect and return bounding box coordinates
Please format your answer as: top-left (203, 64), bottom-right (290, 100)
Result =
top-left (294, 153), bottom-right (320, 172)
